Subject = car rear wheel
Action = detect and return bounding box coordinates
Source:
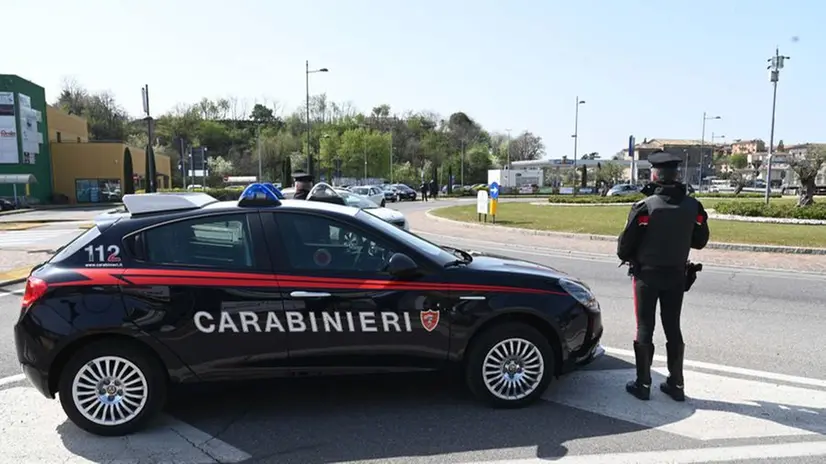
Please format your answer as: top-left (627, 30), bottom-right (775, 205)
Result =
top-left (58, 340), bottom-right (167, 436)
top-left (465, 322), bottom-right (554, 408)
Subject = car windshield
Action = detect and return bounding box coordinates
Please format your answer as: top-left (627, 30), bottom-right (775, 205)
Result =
top-left (338, 191), bottom-right (378, 209)
top-left (355, 209), bottom-right (456, 264)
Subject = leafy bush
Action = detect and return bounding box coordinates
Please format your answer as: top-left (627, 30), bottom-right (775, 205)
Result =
top-left (714, 201), bottom-right (826, 220)
top-left (547, 194), bottom-right (645, 203)
top-left (545, 192), bottom-right (782, 204)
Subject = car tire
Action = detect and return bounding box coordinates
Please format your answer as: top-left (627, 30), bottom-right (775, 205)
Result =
top-left (381, 200), bottom-right (386, 207)
top-left (465, 322), bottom-right (555, 409)
top-left (58, 339), bottom-right (167, 437)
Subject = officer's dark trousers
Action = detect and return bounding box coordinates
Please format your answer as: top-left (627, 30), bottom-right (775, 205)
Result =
top-left (632, 269), bottom-right (684, 345)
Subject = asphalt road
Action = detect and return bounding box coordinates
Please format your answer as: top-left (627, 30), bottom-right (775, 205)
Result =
top-left (0, 198), bottom-right (824, 463)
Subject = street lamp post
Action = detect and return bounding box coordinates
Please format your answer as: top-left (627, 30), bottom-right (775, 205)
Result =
top-left (572, 97), bottom-right (585, 190)
top-left (765, 47), bottom-right (790, 205)
top-left (505, 128), bottom-right (512, 188)
top-left (699, 112), bottom-right (721, 191)
top-left (305, 60), bottom-right (329, 178)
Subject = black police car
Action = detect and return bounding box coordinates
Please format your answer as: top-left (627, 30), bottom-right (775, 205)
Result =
top-left (14, 183), bottom-right (604, 436)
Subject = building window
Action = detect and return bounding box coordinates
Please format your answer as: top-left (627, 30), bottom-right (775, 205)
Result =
top-left (75, 179), bottom-right (123, 204)
top-left (56, 132), bottom-right (62, 142)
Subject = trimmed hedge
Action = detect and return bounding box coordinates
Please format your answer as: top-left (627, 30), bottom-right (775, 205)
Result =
top-left (714, 201), bottom-right (826, 220)
top-left (545, 192), bottom-right (781, 204)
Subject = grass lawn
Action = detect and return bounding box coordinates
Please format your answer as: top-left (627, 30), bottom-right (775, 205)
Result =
top-left (433, 202), bottom-right (826, 248)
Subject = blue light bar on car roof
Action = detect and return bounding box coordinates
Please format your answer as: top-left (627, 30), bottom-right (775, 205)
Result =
top-left (262, 182), bottom-right (284, 199)
top-left (238, 183), bottom-right (282, 207)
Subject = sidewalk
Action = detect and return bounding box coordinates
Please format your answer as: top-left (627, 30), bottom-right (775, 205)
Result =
top-left (0, 250), bottom-right (51, 286)
top-left (408, 210), bottom-right (826, 274)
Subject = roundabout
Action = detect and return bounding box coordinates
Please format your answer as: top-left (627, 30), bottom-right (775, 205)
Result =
top-left (428, 199), bottom-right (826, 253)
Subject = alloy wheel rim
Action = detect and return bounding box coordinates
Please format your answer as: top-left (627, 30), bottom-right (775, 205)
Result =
top-left (482, 338), bottom-right (545, 401)
top-left (71, 356), bottom-right (149, 426)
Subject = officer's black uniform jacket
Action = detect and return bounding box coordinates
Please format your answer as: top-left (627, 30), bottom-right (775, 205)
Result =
top-left (617, 182), bottom-right (710, 271)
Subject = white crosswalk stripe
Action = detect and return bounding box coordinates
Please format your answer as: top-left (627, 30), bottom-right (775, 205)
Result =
top-left (0, 350), bottom-right (824, 462)
top-left (0, 229), bottom-right (81, 248)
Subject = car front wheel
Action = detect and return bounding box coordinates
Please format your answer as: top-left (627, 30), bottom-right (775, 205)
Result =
top-left (465, 322), bottom-right (555, 408)
top-left (58, 339), bottom-right (167, 436)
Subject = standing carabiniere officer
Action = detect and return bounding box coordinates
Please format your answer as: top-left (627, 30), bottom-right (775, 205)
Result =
top-left (617, 150), bottom-right (710, 402)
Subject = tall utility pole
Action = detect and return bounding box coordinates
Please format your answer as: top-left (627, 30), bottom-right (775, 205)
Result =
top-left (571, 97), bottom-right (585, 190)
top-left (505, 128), bottom-right (512, 187)
top-left (765, 47), bottom-right (790, 205)
top-left (699, 112), bottom-right (721, 191)
top-left (201, 147), bottom-right (208, 187)
top-left (305, 61), bottom-right (329, 178)
top-left (256, 125), bottom-right (263, 181)
top-left (179, 138), bottom-right (185, 188)
top-left (141, 85), bottom-right (156, 193)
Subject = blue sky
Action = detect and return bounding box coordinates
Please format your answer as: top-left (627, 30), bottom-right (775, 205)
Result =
top-left (6, 0), bottom-right (823, 159)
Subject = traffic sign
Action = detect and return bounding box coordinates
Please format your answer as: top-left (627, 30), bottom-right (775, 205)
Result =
top-left (489, 181), bottom-right (500, 200)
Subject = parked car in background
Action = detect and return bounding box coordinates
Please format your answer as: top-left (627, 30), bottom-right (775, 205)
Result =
top-left (380, 184), bottom-right (400, 203)
top-left (392, 184), bottom-right (417, 201)
top-left (349, 185), bottom-right (387, 206)
top-left (606, 184), bottom-right (642, 197)
top-left (0, 198), bottom-right (15, 211)
top-left (329, 188), bottom-right (409, 230)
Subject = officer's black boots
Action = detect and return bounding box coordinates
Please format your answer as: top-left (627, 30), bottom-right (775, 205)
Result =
top-left (660, 342), bottom-right (686, 402)
top-left (626, 341), bottom-right (654, 400)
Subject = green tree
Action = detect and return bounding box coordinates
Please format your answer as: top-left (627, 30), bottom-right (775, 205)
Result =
top-left (729, 154), bottom-right (748, 170)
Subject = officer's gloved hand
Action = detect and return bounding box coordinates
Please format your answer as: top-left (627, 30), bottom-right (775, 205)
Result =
top-left (640, 183), bottom-right (657, 196)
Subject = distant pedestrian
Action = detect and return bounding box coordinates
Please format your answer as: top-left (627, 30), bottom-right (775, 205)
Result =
top-left (420, 182), bottom-right (429, 202)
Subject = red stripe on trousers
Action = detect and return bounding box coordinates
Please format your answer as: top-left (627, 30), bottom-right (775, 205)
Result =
top-left (632, 276), bottom-right (638, 342)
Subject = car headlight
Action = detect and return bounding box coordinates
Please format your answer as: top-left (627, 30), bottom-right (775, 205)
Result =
top-left (559, 278), bottom-right (600, 312)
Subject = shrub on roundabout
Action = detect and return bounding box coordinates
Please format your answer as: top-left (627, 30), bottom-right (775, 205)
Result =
top-left (714, 201), bottom-right (826, 220)
top-left (544, 192), bottom-right (780, 204)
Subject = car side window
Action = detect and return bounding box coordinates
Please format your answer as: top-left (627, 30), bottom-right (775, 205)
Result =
top-left (274, 213), bottom-right (396, 273)
top-left (142, 214), bottom-right (255, 269)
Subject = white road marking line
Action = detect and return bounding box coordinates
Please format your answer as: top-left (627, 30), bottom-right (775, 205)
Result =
top-left (544, 367), bottom-right (826, 440)
top-left (0, 386), bottom-right (251, 463)
top-left (0, 289), bottom-right (24, 298)
top-left (0, 374), bottom-right (25, 386)
top-left (471, 441), bottom-right (826, 464)
top-left (605, 346), bottom-right (826, 388)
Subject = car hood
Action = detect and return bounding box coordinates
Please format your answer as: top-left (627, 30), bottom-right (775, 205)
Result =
top-left (364, 207), bottom-right (405, 222)
top-left (461, 250), bottom-right (580, 283)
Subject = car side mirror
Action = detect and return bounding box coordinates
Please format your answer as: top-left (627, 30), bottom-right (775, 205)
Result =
top-left (386, 252), bottom-right (419, 278)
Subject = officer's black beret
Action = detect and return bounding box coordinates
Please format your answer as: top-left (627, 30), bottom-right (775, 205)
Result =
top-left (648, 150), bottom-right (683, 169)
top-left (292, 171), bottom-right (314, 182)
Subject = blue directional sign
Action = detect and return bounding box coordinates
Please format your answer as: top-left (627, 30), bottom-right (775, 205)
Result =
top-left (489, 181), bottom-right (500, 200)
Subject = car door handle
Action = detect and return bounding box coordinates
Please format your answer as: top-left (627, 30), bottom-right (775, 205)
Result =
top-left (459, 295), bottom-right (486, 300)
top-left (290, 291), bottom-right (332, 298)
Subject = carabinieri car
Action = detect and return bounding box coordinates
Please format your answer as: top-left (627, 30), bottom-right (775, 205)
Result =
top-left (14, 183), bottom-right (604, 436)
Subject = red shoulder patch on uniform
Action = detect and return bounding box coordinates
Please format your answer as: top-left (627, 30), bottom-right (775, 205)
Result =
top-left (696, 214), bottom-right (705, 224)
top-left (637, 215), bottom-right (650, 226)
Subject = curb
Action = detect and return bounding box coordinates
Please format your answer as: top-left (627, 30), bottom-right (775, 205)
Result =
top-left (424, 209), bottom-right (826, 256)
top-left (0, 267), bottom-right (31, 288)
top-left (0, 209), bottom-right (32, 217)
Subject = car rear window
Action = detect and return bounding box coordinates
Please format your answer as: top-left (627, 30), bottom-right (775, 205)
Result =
top-left (49, 226), bottom-right (102, 264)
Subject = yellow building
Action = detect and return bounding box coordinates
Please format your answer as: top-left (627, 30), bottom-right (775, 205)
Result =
top-left (48, 105), bottom-right (171, 204)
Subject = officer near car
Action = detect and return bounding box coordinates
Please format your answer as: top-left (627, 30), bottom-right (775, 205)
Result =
top-left (616, 150), bottom-right (710, 402)
top-left (292, 171), bottom-right (314, 200)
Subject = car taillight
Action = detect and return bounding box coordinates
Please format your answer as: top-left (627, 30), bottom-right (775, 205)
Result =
top-left (21, 276), bottom-right (48, 310)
